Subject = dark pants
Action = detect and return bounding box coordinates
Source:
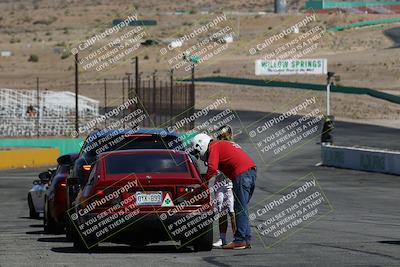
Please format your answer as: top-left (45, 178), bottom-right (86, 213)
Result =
top-left (232, 168), bottom-right (256, 243)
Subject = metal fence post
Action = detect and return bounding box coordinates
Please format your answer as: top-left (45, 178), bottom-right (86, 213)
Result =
top-left (190, 64), bottom-right (195, 129)
top-left (104, 78), bottom-right (107, 128)
top-left (74, 53), bottom-right (79, 136)
top-left (159, 80), bottom-right (163, 126)
top-left (135, 56), bottom-right (139, 96)
top-left (36, 77), bottom-right (39, 137)
top-left (153, 71), bottom-right (157, 126)
top-left (122, 77), bottom-right (125, 128)
top-left (170, 69), bottom-right (174, 123)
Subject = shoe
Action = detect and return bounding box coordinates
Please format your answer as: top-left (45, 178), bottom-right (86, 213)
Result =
top-left (222, 242), bottom-right (247, 250)
top-left (212, 239), bottom-right (225, 247)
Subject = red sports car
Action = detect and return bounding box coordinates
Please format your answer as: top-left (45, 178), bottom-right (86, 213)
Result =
top-left (68, 149), bottom-right (214, 251)
top-left (44, 153), bottom-right (79, 233)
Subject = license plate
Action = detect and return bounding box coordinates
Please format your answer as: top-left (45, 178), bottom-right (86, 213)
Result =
top-left (135, 191), bottom-right (162, 206)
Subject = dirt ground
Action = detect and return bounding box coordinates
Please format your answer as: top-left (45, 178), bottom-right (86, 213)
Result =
top-left (0, 0), bottom-right (399, 129)
top-left (196, 84), bottom-right (400, 129)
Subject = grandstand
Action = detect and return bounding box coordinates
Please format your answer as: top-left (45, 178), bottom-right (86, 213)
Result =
top-left (0, 88), bottom-right (99, 137)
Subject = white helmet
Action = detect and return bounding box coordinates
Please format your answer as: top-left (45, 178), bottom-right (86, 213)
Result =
top-left (191, 133), bottom-right (212, 160)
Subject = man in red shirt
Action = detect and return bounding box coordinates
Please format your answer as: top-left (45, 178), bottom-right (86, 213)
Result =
top-left (192, 133), bottom-right (257, 249)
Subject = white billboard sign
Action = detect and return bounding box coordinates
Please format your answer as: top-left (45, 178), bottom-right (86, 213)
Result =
top-left (255, 58), bottom-right (327, 75)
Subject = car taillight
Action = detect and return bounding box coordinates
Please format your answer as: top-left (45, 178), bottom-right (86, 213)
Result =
top-left (175, 184), bottom-right (208, 205)
top-left (177, 186), bottom-right (195, 194)
top-left (94, 189), bottom-right (104, 196)
top-left (82, 165), bottom-right (92, 171)
top-left (90, 189), bottom-right (122, 208)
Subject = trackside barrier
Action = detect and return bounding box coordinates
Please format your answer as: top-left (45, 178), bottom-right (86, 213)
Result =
top-left (0, 132), bottom-right (193, 162)
top-left (321, 144), bottom-right (400, 175)
top-left (185, 76), bottom-right (400, 105)
top-left (0, 148), bottom-right (59, 170)
top-left (327, 17), bottom-right (400, 32)
top-left (0, 138), bottom-right (84, 156)
top-left (306, 0), bottom-right (400, 8)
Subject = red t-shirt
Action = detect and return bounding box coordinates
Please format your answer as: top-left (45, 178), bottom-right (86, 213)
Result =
top-left (205, 140), bottom-right (256, 181)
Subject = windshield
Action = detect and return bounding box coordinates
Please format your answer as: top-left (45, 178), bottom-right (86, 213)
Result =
top-left (105, 153), bottom-right (188, 175)
top-left (81, 134), bottom-right (181, 157)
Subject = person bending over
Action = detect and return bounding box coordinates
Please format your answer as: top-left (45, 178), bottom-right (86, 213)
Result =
top-left (192, 131), bottom-right (256, 249)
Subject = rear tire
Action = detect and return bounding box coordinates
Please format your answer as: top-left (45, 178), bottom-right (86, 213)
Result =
top-left (72, 225), bottom-right (97, 252)
top-left (44, 203), bottom-right (63, 234)
top-left (70, 216), bottom-right (97, 252)
top-left (193, 225), bottom-right (213, 251)
top-left (65, 214), bottom-right (74, 240)
top-left (28, 194), bottom-right (39, 219)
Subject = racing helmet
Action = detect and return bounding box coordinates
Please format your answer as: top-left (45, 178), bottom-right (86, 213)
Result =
top-left (191, 133), bottom-right (212, 160)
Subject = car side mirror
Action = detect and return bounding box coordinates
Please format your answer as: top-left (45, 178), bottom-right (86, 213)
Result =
top-left (67, 177), bottom-right (79, 186)
top-left (58, 154), bottom-right (73, 165)
top-left (38, 171), bottom-right (51, 183)
top-left (48, 168), bottom-right (56, 175)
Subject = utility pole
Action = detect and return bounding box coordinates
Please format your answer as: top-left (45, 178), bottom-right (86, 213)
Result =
top-left (126, 72), bottom-right (132, 98)
top-left (104, 78), bottom-right (107, 128)
top-left (322, 72), bottom-right (336, 144)
top-left (170, 69), bottom-right (174, 120)
top-left (122, 77), bottom-right (126, 128)
top-left (190, 64), bottom-right (195, 130)
top-left (135, 56), bottom-right (139, 96)
top-left (326, 72), bottom-right (335, 116)
top-left (74, 53), bottom-right (79, 136)
top-left (122, 77), bottom-right (125, 106)
top-left (36, 77), bottom-right (39, 137)
top-left (153, 70), bottom-right (157, 125)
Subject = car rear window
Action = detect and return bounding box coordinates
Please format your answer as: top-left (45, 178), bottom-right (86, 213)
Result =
top-left (106, 153), bottom-right (188, 174)
top-left (83, 134), bottom-right (182, 157)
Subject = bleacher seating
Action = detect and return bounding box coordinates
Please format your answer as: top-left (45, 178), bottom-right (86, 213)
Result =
top-left (0, 88), bottom-right (99, 137)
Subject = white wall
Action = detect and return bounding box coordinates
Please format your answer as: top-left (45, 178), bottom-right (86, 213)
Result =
top-left (321, 144), bottom-right (400, 175)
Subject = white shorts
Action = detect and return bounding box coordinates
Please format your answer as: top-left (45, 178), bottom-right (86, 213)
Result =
top-left (214, 174), bottom-right (234, 214)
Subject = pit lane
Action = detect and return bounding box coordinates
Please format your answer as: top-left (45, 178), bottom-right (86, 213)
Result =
top-left (0, 110), bottom-right (399, 267)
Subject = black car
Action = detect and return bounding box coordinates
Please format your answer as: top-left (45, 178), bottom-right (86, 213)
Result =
top-left (60, 128), bottom-right (185, 240)
top-left (43, 153), bottom-right (79, 233)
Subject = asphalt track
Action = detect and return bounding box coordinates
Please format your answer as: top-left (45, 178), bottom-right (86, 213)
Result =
top-left (0, 110), bottom-right (399, 267)
top-left (384, 27), bottom-right (400, 48)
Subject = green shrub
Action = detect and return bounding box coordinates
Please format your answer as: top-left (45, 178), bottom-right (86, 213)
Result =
top-left (28, 54), bottom-right (39, 62)
top-left (10, 38), bottom-right (21, 43)
top-left (61, 50), bottom-right (72, 60)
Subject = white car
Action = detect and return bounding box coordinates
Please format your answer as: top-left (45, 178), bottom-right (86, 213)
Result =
top-left (27, 169), bottom-right (54, 218)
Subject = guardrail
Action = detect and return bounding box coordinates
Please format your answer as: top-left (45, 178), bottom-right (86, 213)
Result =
top-left (307, 1), bottom-right (400, 8)
top-left (327, 17), bottom-right (400, 32)
top-left (0, 138), bottom-right (84, 156)
top-left (0, 148), bottom-right (59, 170)
top-left (321, 144), bottom-right (400, 175)
top-left (186, 76), bottom-right (400, 105)
top-left (0, 131), bottom-right (194, 160)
